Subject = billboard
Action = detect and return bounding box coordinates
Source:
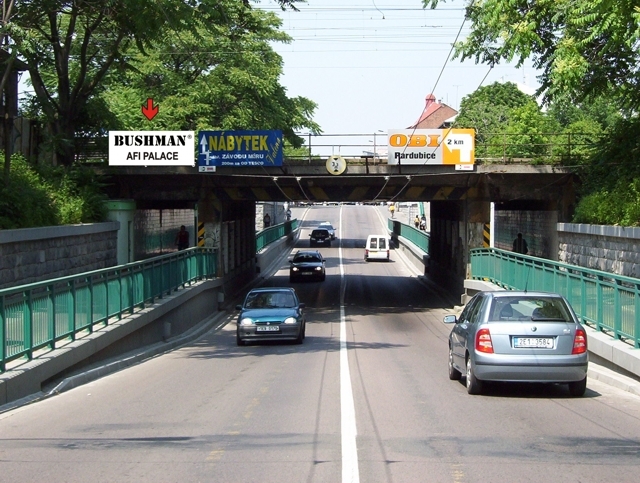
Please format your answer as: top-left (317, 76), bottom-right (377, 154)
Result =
top-left (387, 129), bottom-right (475, 166)
top-left (109, 131), bottom-right (195, 166)
top-left (198, 130), bottom-right (283, 171)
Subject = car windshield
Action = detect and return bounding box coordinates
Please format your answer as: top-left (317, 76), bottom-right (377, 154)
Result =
top-left (312, 230), bottom-right (327, 236)
top-left (245, 291), bottom-right (296, 309)
top-left (490, 296), bottom-right (571, 322)
top-left (293, 253), bottom-right (321, 263)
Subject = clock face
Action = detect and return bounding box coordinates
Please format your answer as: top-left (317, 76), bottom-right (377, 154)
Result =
top-left (326, 155), bottom-right (347, 175)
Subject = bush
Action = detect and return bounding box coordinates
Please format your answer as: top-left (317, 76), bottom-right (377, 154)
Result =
top-left (0, 153), bottom-right (108, 229)
top-left (573, 178), bottom-right (640, 226)
top-left (0, 154), bottom-right (59, 228)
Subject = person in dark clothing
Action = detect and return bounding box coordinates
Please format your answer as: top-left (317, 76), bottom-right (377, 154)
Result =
top-left (512, 232), bottom-right (529, 254)
top-left (263, 213), bottom-right (271, 227)
top-left (175, 225), bottom-right (189, 250)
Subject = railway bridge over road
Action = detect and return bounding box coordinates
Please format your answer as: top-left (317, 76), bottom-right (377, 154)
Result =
top-left (99, 160), bottom-right (578, 294)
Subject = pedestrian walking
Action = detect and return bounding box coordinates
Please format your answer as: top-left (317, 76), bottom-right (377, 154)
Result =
top-left (175, 225), bottom-right (189, 250)
top-left (512, 233), bottom-right (529, 254)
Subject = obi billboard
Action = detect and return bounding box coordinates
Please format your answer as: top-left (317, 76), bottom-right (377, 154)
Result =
top-left (197, 130), bottom-right (283, 171)
top-left (387, 129), bottom-right (475, 166)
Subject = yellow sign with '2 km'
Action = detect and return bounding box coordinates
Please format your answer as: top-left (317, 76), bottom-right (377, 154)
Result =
top-left (387, 129), bottom-right (475, 165)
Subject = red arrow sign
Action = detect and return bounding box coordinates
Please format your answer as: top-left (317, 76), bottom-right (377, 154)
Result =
top-left (141, 98), bottom-right (159, 120)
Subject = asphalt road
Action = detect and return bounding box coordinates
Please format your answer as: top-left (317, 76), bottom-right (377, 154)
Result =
top-left (1, 205), bottom-right (639, 483)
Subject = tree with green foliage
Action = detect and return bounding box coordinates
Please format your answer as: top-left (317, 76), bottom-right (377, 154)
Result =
top-left (544, 95), bottom-right (621, 165)
top-left (570, 116), bottom-right (640, 225)
top-left (100, 10), bottom-right (319, 145)
top-left (7, 0), bottom-right (307, 166)
top-left (426, 0), bottom-right (640, 225)
top-left (502, 102), bottom-right (560, 162)
top-left (455, 81), bottom-right (542, 160)
top-left (425, 0), bottom-right (640, 111)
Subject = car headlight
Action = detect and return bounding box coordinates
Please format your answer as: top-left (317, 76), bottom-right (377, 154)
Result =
top-left (292, 267), bottom-right (299, 272)
top-left (284, 317), bottom-right (298, 324)
top-left (314, 266), bottom-right (322, 271)
top-left (240, 318), bottom-right (254, 326)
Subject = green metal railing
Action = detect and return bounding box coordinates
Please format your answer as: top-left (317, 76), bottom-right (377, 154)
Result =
top-left (256, 219), bottom-right (299, 252)
top-left (0, 247), bottom-right (218, 373)
top-left (470, 247), bottom-right (640, 349)
top-left (388, 219), bottom-right (430, 253)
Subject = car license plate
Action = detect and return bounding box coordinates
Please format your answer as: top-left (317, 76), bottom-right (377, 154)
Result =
top-left (257, 326), bottom-right (280, 332)
top-left (513, 337), bottom-right (554, 348)
top-left (301, 272), bottom-right (313, 275)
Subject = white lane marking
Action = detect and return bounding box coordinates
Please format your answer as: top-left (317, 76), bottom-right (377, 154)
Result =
top-left (339, 206), bottom-right (360, 483)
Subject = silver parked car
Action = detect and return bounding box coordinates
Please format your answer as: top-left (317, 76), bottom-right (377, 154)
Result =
top-left (443, 291), bottom-right (588, 396)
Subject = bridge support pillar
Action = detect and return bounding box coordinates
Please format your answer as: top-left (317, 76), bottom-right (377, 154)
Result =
top-left (197, 194), bottom-right (256, 292)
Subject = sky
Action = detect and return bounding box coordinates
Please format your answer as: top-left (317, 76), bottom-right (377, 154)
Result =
top-left (16, 0), bottom-right (541, 158)
top-left (265, 0), bottom-right (541, 156)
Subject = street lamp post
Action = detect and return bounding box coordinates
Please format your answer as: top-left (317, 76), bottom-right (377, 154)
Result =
top-left (373, 130), bottom-right (384, 164)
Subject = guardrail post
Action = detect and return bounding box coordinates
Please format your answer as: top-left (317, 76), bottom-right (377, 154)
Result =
top-left (635, 283), bottom-right (640, 349)
top-left (25, 289), bottom-right (33, 360)
top-left (48, 284), bottom-right (55, 349)
top-left (1, 295), bottom-right (5, 372)
top-left (596, 274), bottom-right (604, 332)
top-left (70, 279), bottom-right (76, 340)
top-left (614, 279), bottom-right (621, 340)
top-left (89, 276), bottom-right (94, 334)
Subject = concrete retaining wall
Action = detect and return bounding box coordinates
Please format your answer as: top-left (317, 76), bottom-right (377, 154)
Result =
top-left (0, 223), bottom-right (119, 290)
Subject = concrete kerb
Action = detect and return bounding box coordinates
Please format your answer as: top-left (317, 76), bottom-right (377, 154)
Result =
top-left (0, 307), bottom-right (232, 414)
top-left (0, 277), bottom-right (227, 411)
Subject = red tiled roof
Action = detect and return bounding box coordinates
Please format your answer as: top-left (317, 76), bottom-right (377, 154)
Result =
top-left (409, 93), bottom-right (456, 128)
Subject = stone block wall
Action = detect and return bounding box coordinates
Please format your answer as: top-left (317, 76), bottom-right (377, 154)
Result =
top-left (0, 223), bottom-right (119, 290)
top-left (558, 223), bottom-right (640, 278)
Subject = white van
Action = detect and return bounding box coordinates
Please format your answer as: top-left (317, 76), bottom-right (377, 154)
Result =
top-left (364, 234), bottom-right (390, 261)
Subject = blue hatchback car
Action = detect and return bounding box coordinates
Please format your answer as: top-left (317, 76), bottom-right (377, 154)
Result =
top-left (236, 287), bottom-right (306, 346)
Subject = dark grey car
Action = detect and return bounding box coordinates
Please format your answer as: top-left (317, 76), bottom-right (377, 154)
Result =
top-left (309, 228), bottom-right (331, 247)
top-left (289, 250), bottom-right (326, 282)
top-left (443, 291), bottom-right (588, 396)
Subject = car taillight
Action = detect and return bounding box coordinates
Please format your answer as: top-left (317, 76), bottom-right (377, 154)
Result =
top-left (572, 329), bottom-right (587, 354)
top-left (475, 328), bottom-right (494, 353)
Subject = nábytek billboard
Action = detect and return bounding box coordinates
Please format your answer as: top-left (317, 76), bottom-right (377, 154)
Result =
top-left (198, 130), bottom-right (283, 171)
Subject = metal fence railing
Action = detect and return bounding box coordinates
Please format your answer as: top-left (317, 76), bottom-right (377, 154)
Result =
top-left (470, 247), bottom-right (640, 349)
top-left (0, 247), bottom-right (218, 373)
top-left (256, 219), bottom-right (298, 252)
top-left (388, 218), bottom-right (430, 254)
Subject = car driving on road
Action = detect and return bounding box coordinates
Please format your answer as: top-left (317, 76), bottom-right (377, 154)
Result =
top-left (236, 287), bottom-right (306, 346)
top-left (318, 222), bottom-right (336, 240)
top-left (289, 250), bottom-right (326, 282)
top-left (443, 291), bottom-right (588, 396)
top-left (309, 228), bottom-right (331, 247)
